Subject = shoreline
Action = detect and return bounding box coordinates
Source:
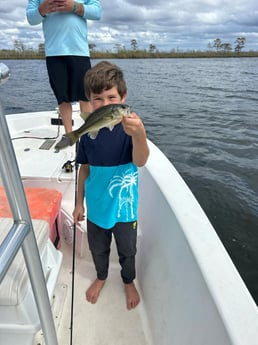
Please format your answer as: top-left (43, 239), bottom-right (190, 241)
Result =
top-left (1, 51), bottom-right (258, 60)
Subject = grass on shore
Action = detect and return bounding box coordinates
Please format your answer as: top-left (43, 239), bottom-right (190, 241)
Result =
top-left (1, 50), bottom-right (258, 60)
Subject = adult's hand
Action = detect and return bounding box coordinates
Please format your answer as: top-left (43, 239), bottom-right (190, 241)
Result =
top-left (39, 0), bottom-right (74, 16)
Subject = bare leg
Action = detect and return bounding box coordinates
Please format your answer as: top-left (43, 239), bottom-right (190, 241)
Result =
top-left (86, 279), bottom-right (106, 304)
top-left (124, 282), bottom-right (140, 310)
top-left (80, 100), bottom-right (92, 114)
top-left (59, 102), bottom-right (73, 133)
top-left (79, 101), bottom-right (92, 121)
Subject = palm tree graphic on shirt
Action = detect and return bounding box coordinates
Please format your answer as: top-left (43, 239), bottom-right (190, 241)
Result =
top-left (108, 169), bottom-right (138, 220)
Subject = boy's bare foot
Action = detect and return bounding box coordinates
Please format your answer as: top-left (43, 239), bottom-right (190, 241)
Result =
top-left (125, 282), bottom-right (140, 310)
top-left (86, 279), bottom-right (106, 304)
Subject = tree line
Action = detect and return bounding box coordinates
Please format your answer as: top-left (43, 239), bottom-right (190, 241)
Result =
top-left (90, 37), bottom-right (248, 54)
top-left (1, 36), bottom-right (256, 60)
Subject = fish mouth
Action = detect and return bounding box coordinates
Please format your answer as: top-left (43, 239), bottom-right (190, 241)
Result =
top-left (54, 135), bottom-right (73, 152)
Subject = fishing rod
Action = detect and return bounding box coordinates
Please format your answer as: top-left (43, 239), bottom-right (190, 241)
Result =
top-left (70, 141), bottom-right (79, 345)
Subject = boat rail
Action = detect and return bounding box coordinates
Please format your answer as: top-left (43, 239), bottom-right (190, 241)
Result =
top-left (0, 64), bottom-right (58, 345)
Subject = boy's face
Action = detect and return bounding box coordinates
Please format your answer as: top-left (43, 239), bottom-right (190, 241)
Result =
top-left (90, 86), bottom-right (127, 111)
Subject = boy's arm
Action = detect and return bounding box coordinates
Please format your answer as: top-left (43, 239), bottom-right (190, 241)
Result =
top-left (122, 112), bottom-right (150, 167)
top-left (73, 163), bottom-right (90, 224)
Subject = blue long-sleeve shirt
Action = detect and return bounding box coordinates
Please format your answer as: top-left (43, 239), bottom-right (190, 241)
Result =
top-left (26, 0), bottom-right (102, 56)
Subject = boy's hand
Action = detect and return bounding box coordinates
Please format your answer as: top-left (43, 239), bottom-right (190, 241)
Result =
top-left (73, 204), bottom-right (85, 225)
top-left (122, 112), bottom-right (145, 138)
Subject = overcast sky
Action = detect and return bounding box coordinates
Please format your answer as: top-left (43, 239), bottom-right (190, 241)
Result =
top-left (0, 0), bottom-right (257, 52)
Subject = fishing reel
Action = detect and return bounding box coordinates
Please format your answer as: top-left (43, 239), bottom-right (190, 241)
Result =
top-left (62, 160), bottom-right (74, 173)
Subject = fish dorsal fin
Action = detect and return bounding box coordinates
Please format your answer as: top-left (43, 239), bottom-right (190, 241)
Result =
top-left (80, 112), bottom-right (91, 121)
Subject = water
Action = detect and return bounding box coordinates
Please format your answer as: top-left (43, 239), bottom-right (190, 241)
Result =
top-left (1, 58), bottom-right (258, 304)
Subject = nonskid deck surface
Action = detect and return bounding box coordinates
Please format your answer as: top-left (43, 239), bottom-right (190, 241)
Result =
top-left (34, 237), bottom-right (149, 345)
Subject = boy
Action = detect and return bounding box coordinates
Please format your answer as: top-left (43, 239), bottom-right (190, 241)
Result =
top-left (73, 61), bottom-right (149, 310)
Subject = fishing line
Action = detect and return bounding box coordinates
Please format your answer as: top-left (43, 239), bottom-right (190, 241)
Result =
top-left (70, 141), bottom-right (79, 345)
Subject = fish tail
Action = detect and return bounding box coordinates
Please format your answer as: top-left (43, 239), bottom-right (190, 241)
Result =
top-left (54, 133), bottom-right (77, 151)
top-left (66, 131), bottom-right (80, 145)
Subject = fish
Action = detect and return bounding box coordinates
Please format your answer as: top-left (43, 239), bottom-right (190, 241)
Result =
top-left (54, 103), bottom-right (131, 152)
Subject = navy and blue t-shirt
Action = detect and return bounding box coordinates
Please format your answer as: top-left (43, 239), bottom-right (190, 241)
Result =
top-left (76, 123), bottom-right (138, 229)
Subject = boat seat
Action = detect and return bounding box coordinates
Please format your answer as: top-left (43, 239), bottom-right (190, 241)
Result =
top-left (0, 218), bottom-right (49, 306)
top-left (0, 186), bottom-right (62, 247)
top-left (0, 218), bottom-right (63, 344)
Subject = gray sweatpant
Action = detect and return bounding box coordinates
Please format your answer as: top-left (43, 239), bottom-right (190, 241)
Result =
top-left (87, 219), bottom-right (137, 284)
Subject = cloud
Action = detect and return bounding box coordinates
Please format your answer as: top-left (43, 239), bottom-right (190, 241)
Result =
top-left (0, 0), bottom-right (257, 52)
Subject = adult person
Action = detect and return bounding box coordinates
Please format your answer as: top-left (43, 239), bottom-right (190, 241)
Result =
top-left (73, 61), bottom-right (149, 309)
top-left (26, 0), bottom-right (102, 133)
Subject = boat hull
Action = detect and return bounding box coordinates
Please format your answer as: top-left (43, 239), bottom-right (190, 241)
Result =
top-left (137, 140), bottom-right (258, 345)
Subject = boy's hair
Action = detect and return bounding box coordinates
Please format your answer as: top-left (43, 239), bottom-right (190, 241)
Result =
top-left (84, 61), bottom-right (127, 100)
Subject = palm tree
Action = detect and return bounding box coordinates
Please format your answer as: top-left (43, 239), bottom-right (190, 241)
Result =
top-left (108, 169), bottom-right (138, 219)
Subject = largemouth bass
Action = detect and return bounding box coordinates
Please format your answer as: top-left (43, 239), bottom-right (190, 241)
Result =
top-left (55, 103), bottom-right (130, 152)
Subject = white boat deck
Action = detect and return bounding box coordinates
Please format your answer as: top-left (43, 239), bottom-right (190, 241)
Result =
top-left (9, 116), bottom-right (75, 182)
top-left (34, 236), bottom-right (149, 345)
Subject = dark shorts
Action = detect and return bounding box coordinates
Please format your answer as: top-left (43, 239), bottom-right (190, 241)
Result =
top-left (87, 220), bottom-right (138, 284)
top-left (46, 56), bottom-right (91, 104)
